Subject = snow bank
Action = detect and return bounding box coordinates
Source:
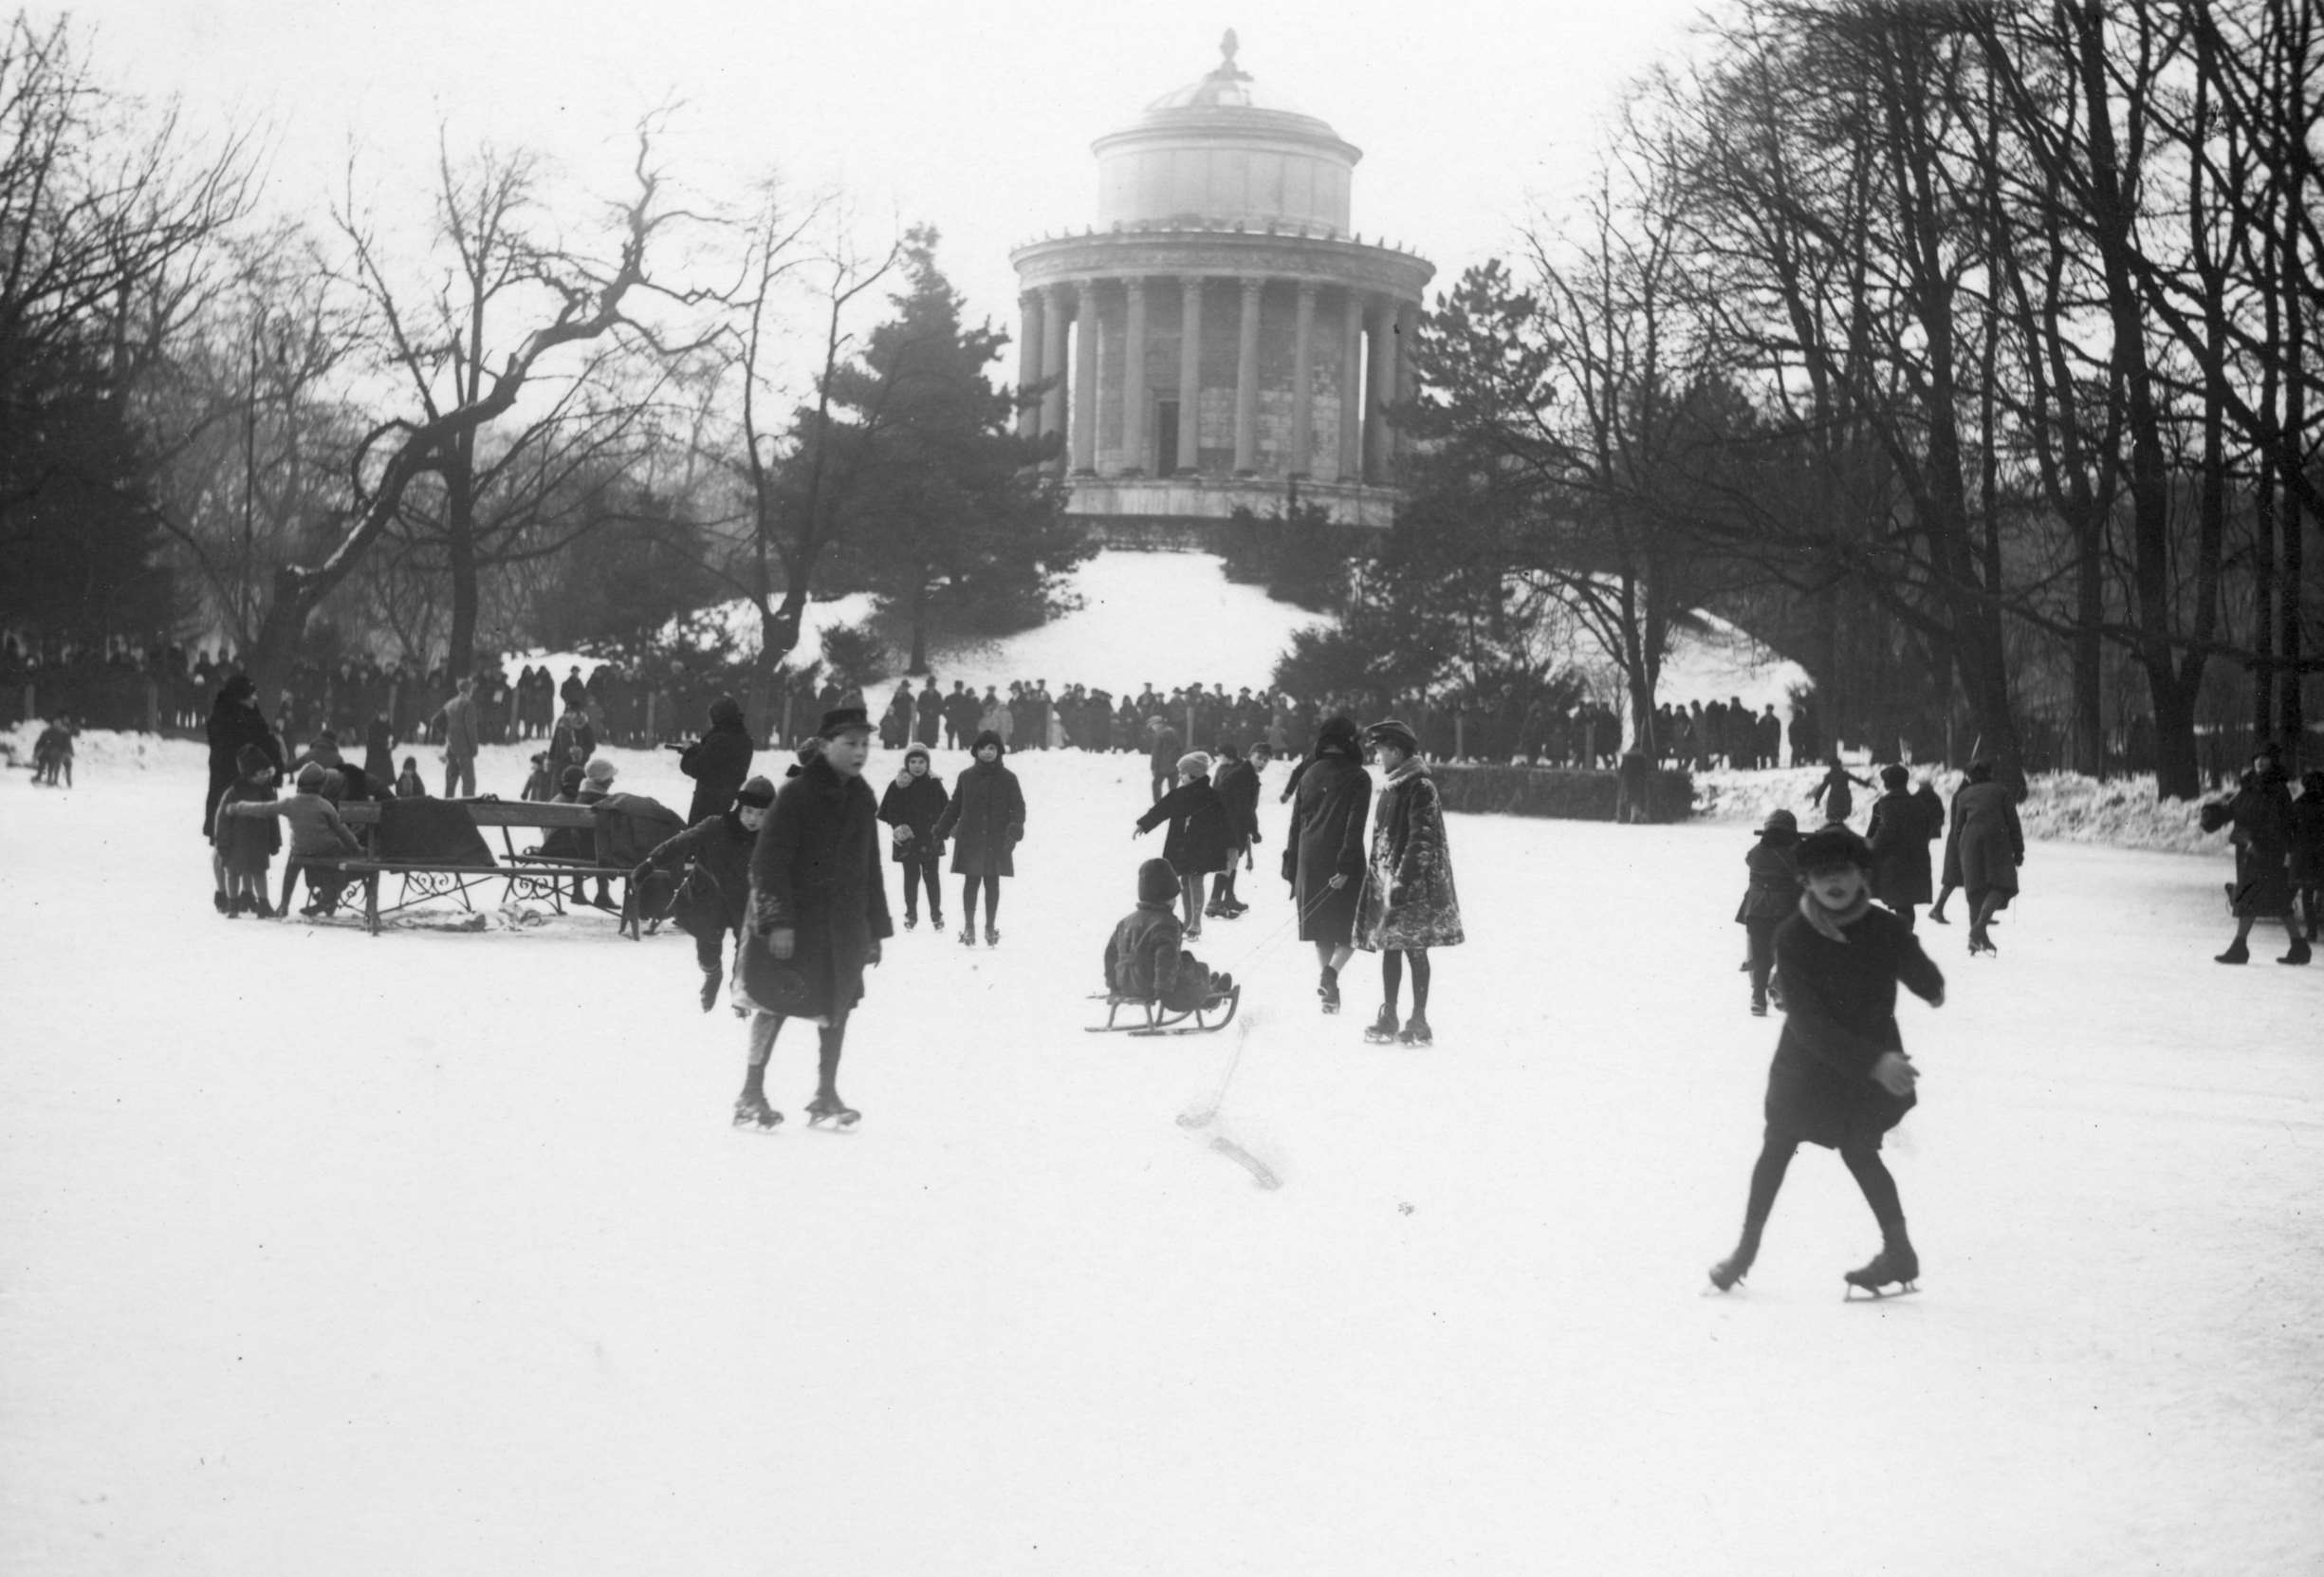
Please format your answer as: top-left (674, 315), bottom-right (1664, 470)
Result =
top-left (1694, 764), bottom-right (2228, 855)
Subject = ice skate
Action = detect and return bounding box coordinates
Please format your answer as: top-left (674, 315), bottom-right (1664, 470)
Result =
top-left (804, 1094), bottom-right (860, 1131)
top-left (2215, 937), bottom-right (2250, 965)
top-left (985, 924), bottom-right (1001, 947)
top-left (1706, 1246), bottom-right (1756, 1292)
top-left (958, 924), bottom-right (977, 946)
top-left (1397, 1012), bottom-right (1432, 1047)
top-left (930, 912), bottom-right (945, 933)
top-left (903, 913), bottom-right (917, 931)
top-left (731, 1094), bottom-right (784, 1132)
top-left (1843, 1232), bottom-right (1919, 1298)
top-left (1318, 971), bottom-right (1341, 1014)
top-left (1362, 1006), bottom-right (1400, 1044)
top-left (699, 971), bottom-right (721, 1012)
top-left (1749, 996), bottom-right (1768, 1018)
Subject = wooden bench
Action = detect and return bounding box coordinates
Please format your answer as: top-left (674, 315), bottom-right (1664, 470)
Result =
top-left (297, 800), bottom-right (641, 937)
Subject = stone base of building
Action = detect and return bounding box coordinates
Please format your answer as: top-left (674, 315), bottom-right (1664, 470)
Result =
top-left (1062, 473), bottom-right (1396, 536)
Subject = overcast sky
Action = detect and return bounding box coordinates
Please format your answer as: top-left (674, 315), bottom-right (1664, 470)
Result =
top-left (80, 0), bottom-right (1713, 361)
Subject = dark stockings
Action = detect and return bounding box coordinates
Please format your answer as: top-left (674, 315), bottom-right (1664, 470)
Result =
top-left (900, 854), bottom-right (941, 920)
top-left (961, 874), bottom-right (1001, 928)
top-left (1380, 949), bottom-right (1431, 1016)
top-left (1731, 1129), bottom-right (1904, 1262)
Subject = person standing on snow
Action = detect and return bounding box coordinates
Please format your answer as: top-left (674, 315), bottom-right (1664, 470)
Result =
top-left (1865, 765), bottom-right (1936, 931)
top-left (1208, 739), bottom-right (1270, 918)
top-left (1707, 826), bottom-right (1945, 1298)
top-left (2202, 742), bottom-right (2307, 967)
top-left (933, 729), bottom-right (1025, 947)
top-left (1948, 759), bottom-right (2024, 956)
top-left (431, 677), bottom-right (480, 798)
top-left (1736, 808), bottom-right (1801, 1018)
top-left (1134, 750), bottom-right (1232, 939)
top-left (731, 710), bottom-right (891, 1131)
top-left (1808, 753), bottom-right (1872, 827)
top-left (1283, 714), bottom-right (1372, 1015)
top-left (876, 744), bottom-right (950, 933)
top-left (1352, 718), bottom-right (1463, 1047)
top-left (676, 695), bottom-right (755, 827)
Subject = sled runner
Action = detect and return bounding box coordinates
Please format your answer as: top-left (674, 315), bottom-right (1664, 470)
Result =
top-left (1086, 983), bottom-right (1243, 1036)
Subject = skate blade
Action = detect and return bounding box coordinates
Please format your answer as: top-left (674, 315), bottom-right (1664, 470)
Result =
top-left (806, 1114), bottom-right (860, 1132)
top-left (1843, 1281), bottom-right (1920, 1301)
top-left (731, 1120), bottom-right (784, 1135)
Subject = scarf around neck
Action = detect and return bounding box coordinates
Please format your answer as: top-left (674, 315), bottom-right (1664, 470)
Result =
top-left (1384, 756), bottom-right (1427, 787)
top-left (1798, 886), bottom-right (1873, 943)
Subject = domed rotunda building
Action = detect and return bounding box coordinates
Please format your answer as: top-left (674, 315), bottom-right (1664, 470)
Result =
top-left (1009, 32), bottom-right (1434, 536)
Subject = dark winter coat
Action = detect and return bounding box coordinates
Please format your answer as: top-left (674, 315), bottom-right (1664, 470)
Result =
top-left (680, 718), bottom-right (756, 826)
top-left (1866, 789), bottom-right (1936, 907)
top-left (2290, 791), bottom-right (2324, 887)
top-left (205, 697), bottom-right (284, 839)
top-left (214, 777), bottom-right (282, 876)
top-left (1214, 758), bottom-right (1263, 847)
top-left (1283, 747), bottom-right (1372, 947)
top-left (549, 714), bottom-right (598, 770)
top-left (1950, 780), bottom-right (2023, 903)
top-left (1765, 903), bottom-right (1945, 1149)
top-left (914, 688), bottom-right (943, 747)
top-left (1809, 764), bottom-right (1871, 826)
top-left (363, 719), bottom-right (394, 782)
top-left (1738, 827), bottom-right (1800, 923)
top-left (638, 811), bottom-right (758, 936)
top-left (1104, 901), bottom-right (1205, 1010)
top-left (2205, 770), bottom-right (2296, 917)
top-left (877, 771), bottom-right (950, 863)
top-left (741, 755), bottom-right (892, 1022)
top-left (1356, 760), bottom-right (1464, 951)
top-left (1138, 774), bottom-right (1233, 877)
top-left (1148, 728), bottom-right (1183, 776)
top-left (934, 753), bottom-right (1025, 879)
top-left (224, 790), bottom-right (361, 861)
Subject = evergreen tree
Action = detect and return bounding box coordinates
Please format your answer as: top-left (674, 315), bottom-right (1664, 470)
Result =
top-left (823, 228), bottom-right (1081, 671)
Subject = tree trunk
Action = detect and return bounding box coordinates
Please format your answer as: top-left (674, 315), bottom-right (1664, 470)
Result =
top-left (2148, 665), bottom-right (2202, 801)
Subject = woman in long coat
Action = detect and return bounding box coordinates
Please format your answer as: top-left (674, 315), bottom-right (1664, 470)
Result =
top-left (678, 695), bottom-right (756, 826)
top-left (1282, 714), bottom-right (1372, 1014)
top-left (205, 675), bottom-right (285, 913)
top-left (1948, 760), bottom-right (2023, 955)
top-left (1864, 766), bottom-right (1936, 930)
top-left (733, 714), bottom-right (891, 1130)
top-left (1353, 719), bottom-right (1462, 1046)
top-left (933, 729), bottom-right (1025, 946)
top-left (2201, 744), bottom-right (2307, 966)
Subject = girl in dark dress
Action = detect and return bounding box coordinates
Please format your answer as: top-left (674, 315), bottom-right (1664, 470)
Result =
top-left (1807, 754), bottom-right (1872, 826)
top-left (1708, 826), bottom-right (1946, 1297)
top-left (933, 731), bottom-right (1026, 946)
top-left (877, 745), bottom-right (950, 932)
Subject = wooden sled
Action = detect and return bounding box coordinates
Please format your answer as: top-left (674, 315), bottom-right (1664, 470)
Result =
top-left (1086, 984), bottom-right (1243, 1037)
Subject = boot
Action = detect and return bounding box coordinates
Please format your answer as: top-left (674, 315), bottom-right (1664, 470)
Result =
top-left (1707, 1241), bottom-right (1758, 1292)
top-left (2278, 937), bottom-right (2312, 966)
top-left (731, 1093), bottom-right (783, 1131)
top-left (1397, 1011), bottom-right (1433, 1047)
top-left (958, 924), bottom-right (977, 946)
top-left (1749, 993), bottom-right (1768, 1018)
top-left (1318, 967), bottom-right (1341, 1015)
top-left (985, 924), bottom-right (1001, 947)
top-left (2215, 937), bottom-right (2250, 965)
top-left (903, 912), bottom-right (917, 931)
top-left (699, 971), bottom-right (721, 1012)
top-left (930, 910), bottom-right (945, 933)
top-left (1362, 1005), bottom-right (1400, 1044)
top-left (1843, 1222), bottom-right (1918, 1296)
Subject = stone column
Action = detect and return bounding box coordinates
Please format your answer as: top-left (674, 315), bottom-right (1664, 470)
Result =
top-left (1362, 296), bottom-right (1393, 483)
top-left (1290, 281), bottom-right (1318, 476)
top-left (1121, 277), bottom-right (1148, 474)
top-left (1338, 289), bottom-right (1363, 482)
top-left (1393, 302), bottom-right (1419, 461)
top-left (1038, 284), bottom-right (1067, 458)
top-left (1017, 291), bottom-right (1045, 439)
top-left (1071, 280), bottom-right (1098, 474)
top-left (1233, 277), bottom-right (1263, 475)
top-left (1176, 277), bottom-right (1203, 474)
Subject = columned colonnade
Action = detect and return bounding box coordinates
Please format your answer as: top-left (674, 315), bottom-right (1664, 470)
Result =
top-left (1013, 275), bottom-right (1417, 486)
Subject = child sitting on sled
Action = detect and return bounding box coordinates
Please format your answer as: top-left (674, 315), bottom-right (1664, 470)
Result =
top-left (1103, 858), bottom-right (1233, 1013)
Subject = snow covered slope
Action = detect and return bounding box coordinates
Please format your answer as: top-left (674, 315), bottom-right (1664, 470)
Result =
top-left (2, 744), bottom-right (2317, 1576)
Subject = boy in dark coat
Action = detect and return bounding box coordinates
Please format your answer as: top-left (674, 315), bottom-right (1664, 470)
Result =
top-left (1283, 715), bottom-right (1373, 1013)
top-left (677, 695), bottom-right (755, 827)
top-left (1104, 858), bottom-right (1232, 1012)
top-left (933, 730), bottom-right (1025, 947)
top-left (213, 744), bottom-right (283, 917)
top-left (1865, 765), bottom-right (1936, 931)
top-left (1208, 741), bottom-right (1269, 918)
top-left (1708, 826), bottom-right (1946, 1297)
top-left (636, 774), bottom-right (773, 1011)
top-left (1736, 808), bottom-right (1800, 1017)
top-left (876, 744), bottom-right (950, 932)
top-left (1134, 751), bottom-right (1232, 938)
top-left (732, 710), bottom-right (891, 1131)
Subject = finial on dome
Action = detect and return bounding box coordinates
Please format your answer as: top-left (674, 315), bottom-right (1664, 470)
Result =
top-left (1216, 28), bottom-right (1248, 80)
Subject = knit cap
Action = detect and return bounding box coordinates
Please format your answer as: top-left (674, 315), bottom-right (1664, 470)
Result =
top-left (1137, 857), bottom-right (1179, 905)
top-left (1176, 751), bottom-right (1212, 778)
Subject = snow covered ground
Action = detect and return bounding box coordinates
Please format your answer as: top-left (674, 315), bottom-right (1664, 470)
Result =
top-left (4, 736), bottom-right (2320, 1575)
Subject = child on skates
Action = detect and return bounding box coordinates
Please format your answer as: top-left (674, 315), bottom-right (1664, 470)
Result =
top-left (1707, 825), bottom-right (1946, 1297)
top-left (1353, 718), bottom-right (1463, 1047)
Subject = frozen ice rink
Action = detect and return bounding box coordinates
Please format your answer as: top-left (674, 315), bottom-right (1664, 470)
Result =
top-left (4, 737), bottom-right (2319, 1575)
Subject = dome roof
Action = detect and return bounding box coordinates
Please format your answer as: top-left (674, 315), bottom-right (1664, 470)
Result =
top-left (1116, 30), bottom-right (1349, 148)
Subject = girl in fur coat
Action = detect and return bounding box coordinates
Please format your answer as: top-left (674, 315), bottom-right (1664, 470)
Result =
top-left (1353, 719), bottom-right (1463, 1047)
